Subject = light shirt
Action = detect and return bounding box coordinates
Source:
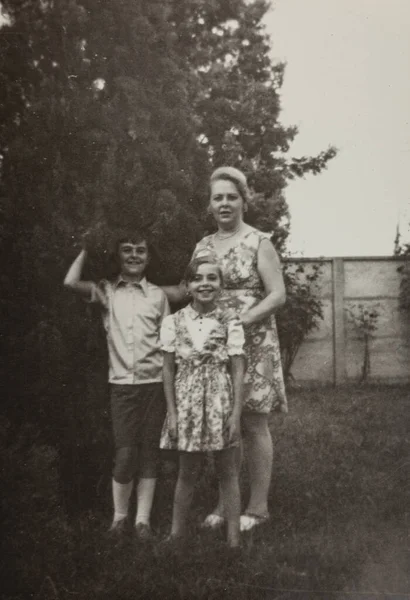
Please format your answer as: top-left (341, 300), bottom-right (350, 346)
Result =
top-left (160, 304), bottom-right (245, 357)
top-left (90, 276), bottom-right (170, 384)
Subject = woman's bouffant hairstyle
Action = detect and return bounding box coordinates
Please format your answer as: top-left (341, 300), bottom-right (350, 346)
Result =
top-left (209, 166), bottom-right (251, 206)
top-left (184, 255), bottom-right (224, 285)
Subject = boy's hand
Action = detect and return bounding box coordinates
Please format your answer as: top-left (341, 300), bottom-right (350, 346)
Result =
top-left (167, 411), bottom-right (178, 441)
top-left (81, 229), bottom-right (92, 251)
top-left (225, 413), bottom-right (241, 444)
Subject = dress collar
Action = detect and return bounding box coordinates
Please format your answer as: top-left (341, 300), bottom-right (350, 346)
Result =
top-left (185, 303), bottom-right (219, 320)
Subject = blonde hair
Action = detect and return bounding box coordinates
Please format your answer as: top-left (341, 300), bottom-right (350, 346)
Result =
top-left (210, 166), bottom-right (251, 205)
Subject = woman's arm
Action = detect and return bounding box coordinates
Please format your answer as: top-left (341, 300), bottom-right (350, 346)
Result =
top-left (163, 352), bottom-right (178, 440)
top-left (241, 240), bottom-right (286, 326)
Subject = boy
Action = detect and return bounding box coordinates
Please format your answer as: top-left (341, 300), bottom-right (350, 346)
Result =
top-left (64, 230), bottom-right (169, 539)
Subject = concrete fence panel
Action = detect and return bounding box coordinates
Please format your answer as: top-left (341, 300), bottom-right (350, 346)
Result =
top-left (285, 256), bottom-right (409, 385)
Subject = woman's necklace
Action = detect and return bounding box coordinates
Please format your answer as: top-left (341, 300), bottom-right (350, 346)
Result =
top-left (215, 224), bottom-right (242, 240)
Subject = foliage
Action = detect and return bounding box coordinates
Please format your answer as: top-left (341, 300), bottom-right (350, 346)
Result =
top-left (0, 0), bottom-right (334, 514)
top-left (277, 262), bottom-right (324, 382)
top-left (1, 387), bottom-right (409, 599)
top-left (170, 0), bottom-right (337, 246)
top-left (345, 303), bottom-right (380, 382)
top-left (0, 417), bottom-right (76, 598)
top-left (394, 225), bottom-right (410, 311)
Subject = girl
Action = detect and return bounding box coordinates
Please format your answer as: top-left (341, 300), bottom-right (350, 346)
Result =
top-left (162, 166), bottom-right (287, 532)
top-left (160, 257), bottom-right (246, 547)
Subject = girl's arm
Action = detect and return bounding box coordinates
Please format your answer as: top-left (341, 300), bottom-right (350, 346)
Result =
top-left (227, 354), bottom-right (246, 442)
top-left (163, 352), bottom-right (178, 440)
top-left (64, 249), bottom-right (106, 305)
top-left (241, 240), bottom-right (286, 326)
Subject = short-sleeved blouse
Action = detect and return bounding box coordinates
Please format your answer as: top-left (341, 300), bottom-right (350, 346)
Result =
top-left (160, 305), bottom-right (245, 357)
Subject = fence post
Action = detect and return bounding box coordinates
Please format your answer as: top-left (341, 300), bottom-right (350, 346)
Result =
top-left (332, 258), bottom-right (346, 385)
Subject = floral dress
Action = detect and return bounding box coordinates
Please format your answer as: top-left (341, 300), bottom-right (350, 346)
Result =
top-left (159, 304), bottom-right (245, 452)
top-left (193, 227), bottom-right (288, 414)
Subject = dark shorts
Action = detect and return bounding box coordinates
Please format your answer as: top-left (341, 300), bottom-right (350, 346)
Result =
top-left (110, 383), bottom-right (166, 450)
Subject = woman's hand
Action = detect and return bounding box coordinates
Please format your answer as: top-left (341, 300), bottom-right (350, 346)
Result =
top-left (167, 410), bottom-right (178, 441)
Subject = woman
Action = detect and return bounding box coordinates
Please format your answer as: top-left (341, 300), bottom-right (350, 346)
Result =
top-left (165, 166), bottom-right (287, 531)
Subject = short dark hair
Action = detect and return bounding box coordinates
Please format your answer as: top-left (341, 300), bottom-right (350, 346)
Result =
top-left (184, 256), bottom-right (224, 285)
top-left (104, 228), bottom-right (154, 280)
top-left (114, 228), bottom-right (150, 254)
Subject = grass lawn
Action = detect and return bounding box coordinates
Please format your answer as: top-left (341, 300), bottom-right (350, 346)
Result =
top-left (3, 386), bottom-right (410, 600)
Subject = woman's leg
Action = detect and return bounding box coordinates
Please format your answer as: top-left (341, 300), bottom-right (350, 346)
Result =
top-left (241, 412), bottom-right (273, 517)
top-left (171, 452), bottom-right (202, 538)
top-left (214, 448), bottom-right (241, 547)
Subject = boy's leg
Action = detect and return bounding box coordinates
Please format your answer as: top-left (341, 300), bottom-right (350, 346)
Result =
top-left (171, 452), bottom-right (202, 538)
top-left (214, 448), bottom-right (241, 547)
top-left (135, 383), bottom-right (166, 529)
top-left (110, 385), bottom-right (141, 528)
top-left (112, 446), bottom-right (138, 525)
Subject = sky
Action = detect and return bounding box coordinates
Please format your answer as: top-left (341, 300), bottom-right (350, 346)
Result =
top-left (1, 3), bottom-right (409, 257)
top-left (265, 0), bottom-right (410, 257)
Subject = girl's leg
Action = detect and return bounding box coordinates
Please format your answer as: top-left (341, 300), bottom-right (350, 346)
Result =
top-left (214, 448), bottom-right (240, 547)
top-left (241, 412), bottom-right (272, 517)
top-left (112, 446), bottom-right (138, 525)
top-left (171, 452), bottom-right (202, 538)
top-left (205, 443), bottom-right (241, 523)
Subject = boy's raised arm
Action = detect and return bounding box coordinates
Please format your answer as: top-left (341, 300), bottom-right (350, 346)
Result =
top-left (64, 249), bottom-right (104, 304)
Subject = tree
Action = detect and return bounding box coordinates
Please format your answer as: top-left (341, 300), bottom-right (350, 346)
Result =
top-left (0, 0), bottom-right (208, 511)
top-left (166, 0), bottom-right (334, 378)
top-left (394, 223), bottom-right (410, 311)
top-left (169, 0), bottom-right (336, 246)
top-left (0, 0), bottom-right (335, 509)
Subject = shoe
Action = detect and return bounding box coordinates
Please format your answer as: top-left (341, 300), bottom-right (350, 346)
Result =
top-left (135, 522), bottom-right (154, 541)
top-left (108, 517), bottom-right (129, 536)
top-left (239, 513), bottom-right (270, 532)
top-left (201, 513), bottom-right (225, 529)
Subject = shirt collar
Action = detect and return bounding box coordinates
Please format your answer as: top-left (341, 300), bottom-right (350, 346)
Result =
top-left (114, 275), bottom-right (148, 296)
top-left (185, 303), bottom-right (219, 320)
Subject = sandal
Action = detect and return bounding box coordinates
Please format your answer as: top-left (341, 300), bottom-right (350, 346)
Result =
top-left (240, 513), bottom-right (270, 532)
top-left (201, 513), bottom-right (225, 529)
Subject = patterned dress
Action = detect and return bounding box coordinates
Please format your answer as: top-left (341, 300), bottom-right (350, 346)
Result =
top-left (194, 228), bottom-right (288, 414)
top-left (159, 304), bottom-right (245, 452)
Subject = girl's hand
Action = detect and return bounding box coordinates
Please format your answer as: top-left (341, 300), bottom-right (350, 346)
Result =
top-left (168, 411), bottom-right (178, 441)
top-left (226, 414), bottom-right (241, 443)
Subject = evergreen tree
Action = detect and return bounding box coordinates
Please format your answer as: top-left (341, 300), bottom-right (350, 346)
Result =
top-left (169, 0), bottom-right (336, 248)
top-left (0, 0), bottom-right (335, 508)
top-left (0, 0), bottom-right (208, 510)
